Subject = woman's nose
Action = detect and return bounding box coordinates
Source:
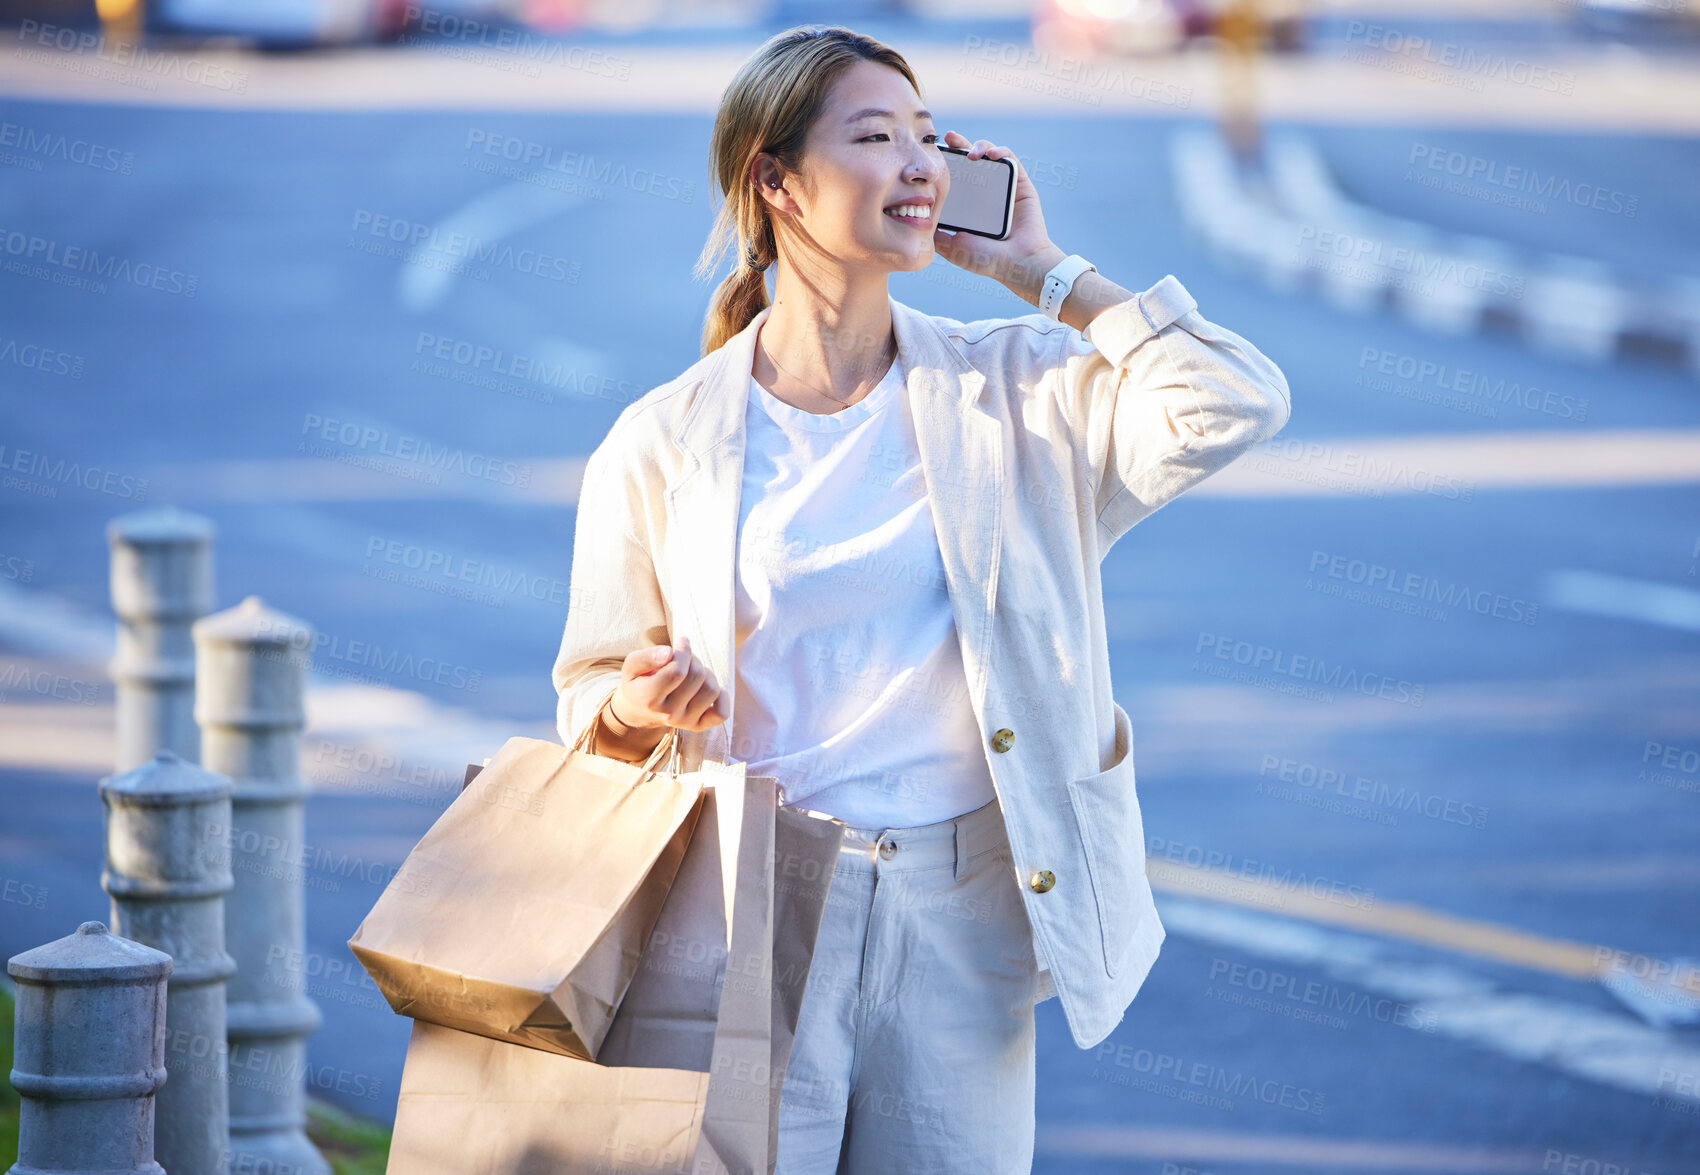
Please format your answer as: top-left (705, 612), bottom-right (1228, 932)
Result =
top-left (907, 144), bottom-right (944, 182)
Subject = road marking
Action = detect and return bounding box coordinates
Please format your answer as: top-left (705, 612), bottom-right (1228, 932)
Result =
top-left (1038, 1122), bottom-right (1555, 1171)
top-left (1190, 429), bottom-right (1700, 497)
top-left (1542, 569), bottom-right (1700, 633)
top-left (1157, 895), bottom-right (1700, 1107)
top-left (393, 181), bottom-right (583, 312)
top-left (127, 431), bottom-right (1700, 504)
top-left (0, 579), bottom-right (113, 660)
top-left (136, 456), bottom-right (589, 502)
top-left (1147, 858), bottom-right (1608, 979)
top-left (0, 582), bottom-right (537, 780)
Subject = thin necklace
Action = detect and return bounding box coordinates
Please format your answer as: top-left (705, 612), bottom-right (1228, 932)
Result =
top-left (761, 335), bottom-right (896, 408)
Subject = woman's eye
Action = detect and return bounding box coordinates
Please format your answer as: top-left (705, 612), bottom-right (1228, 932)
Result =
top-left (860, 133), bottom-right (940, 144)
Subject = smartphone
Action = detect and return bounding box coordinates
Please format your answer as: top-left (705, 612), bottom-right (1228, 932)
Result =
top-left (937, 146), bottom-right (1015, 241)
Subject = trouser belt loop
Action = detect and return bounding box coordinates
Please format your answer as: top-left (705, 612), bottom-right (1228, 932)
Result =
top-left (954, 817), bottom-right (969, 883)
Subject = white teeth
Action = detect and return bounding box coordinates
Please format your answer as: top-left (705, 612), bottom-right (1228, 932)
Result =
top-left (886, 206), bottom-right (929, 219)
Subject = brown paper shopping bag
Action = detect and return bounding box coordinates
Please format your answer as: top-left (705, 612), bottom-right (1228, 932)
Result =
top-left (348, 716), bottom-right (703, 1062)
top-left (385, 765), bottom-right (847, 1175)
top-left (598, 789), bottom-right (848, 1166)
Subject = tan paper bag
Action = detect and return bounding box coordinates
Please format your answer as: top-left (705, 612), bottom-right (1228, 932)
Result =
top-left (348, 721), bottom-right (703, 1062)
top-left (385, 766), bottom-right (847, 1175)
top-left (598, 792), bottom-right (847, 1163)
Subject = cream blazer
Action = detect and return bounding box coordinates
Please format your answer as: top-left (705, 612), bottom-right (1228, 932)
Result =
top-left (552, 273), bottom-right (1291, 1050)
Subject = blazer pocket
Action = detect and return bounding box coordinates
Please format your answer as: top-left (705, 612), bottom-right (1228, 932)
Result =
top-left (1065, 701), bottom-right (1146, 979)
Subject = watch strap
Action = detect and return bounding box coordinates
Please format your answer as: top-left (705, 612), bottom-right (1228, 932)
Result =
top-left (1039, 253), bottom-right (1095, 320)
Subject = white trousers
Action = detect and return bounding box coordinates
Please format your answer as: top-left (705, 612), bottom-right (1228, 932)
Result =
top-left (774, 794), bottom-right (1041, 1174)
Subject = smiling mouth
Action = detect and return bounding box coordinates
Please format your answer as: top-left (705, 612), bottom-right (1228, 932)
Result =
top-left (884, 205), bottom-right (933, 226)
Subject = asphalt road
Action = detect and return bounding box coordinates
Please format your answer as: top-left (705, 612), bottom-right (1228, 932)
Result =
top-left (2, 35), bottom-right (1699, 1174)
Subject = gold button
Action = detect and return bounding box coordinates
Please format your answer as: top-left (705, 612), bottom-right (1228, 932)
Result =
top-left (1029, 869), bottom-right (1055, 893)
top-left (879, 840), bottom-right (897, 859)
top-left (990, 728), bottom-right (1015, 753)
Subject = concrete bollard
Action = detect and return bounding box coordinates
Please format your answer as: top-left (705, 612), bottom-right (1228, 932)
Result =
top-left (108, 507), bottom-right (217, 773)
top-left (7, 920), bottom-right (174, 1175)
top-left (101, 749), bottom-right (239, 1175)
top-left (193, 595), bottom-right (330, 1175)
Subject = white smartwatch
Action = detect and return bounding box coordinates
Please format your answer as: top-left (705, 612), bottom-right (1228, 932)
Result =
top-left (1039, 253), bottom-right (1095, 321)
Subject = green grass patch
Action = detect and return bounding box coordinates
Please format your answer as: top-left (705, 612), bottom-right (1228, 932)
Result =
top-left (1, 982), bottom-right (16, 1168)
top-left (306, 1094), bottom-right (392, 1175)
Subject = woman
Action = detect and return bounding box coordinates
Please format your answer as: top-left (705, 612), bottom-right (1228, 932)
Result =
top-left (551, 24), bottom-right (1292, 1174)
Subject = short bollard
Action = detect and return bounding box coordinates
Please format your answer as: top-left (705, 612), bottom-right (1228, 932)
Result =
top-left (7, 920), bottom-right (174, 1175)
top-left (101, 750), bottom-right (239, 1175)
top-left (194, 595), bottom-right (330, 1175)
top-left (108, 506), bottom-right (217, 772)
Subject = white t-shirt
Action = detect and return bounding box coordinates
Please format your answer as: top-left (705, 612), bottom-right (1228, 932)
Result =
top-left (729, 350), bottom-right (998, 829)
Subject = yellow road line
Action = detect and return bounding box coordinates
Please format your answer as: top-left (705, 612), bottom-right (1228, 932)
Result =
top-left (1146, 859), bottom-right (1674, 985)
top-left (1038, 1124), bottom-right (1577, 1172)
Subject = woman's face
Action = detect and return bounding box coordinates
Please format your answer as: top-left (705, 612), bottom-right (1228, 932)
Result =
top-left (765, 59), bottom-right (948, 275)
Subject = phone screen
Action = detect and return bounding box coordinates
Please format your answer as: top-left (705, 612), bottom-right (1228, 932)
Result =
top-left (937, 147), bottom-right (1014, 240)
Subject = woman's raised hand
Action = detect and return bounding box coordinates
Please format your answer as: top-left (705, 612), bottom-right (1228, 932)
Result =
top-left (931, 129), bottom-right (1061, 298)
top-left (610, 636), bottom-right (729, 733)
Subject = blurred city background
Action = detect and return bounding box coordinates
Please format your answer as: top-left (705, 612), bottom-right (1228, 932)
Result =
top-left (2, 0), bottom-right (1699, 1170)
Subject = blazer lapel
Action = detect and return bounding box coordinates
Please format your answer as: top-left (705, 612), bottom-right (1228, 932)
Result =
top-left (667, 295), bottom-right (1001, 768)
top-left (890, 297), bottom-right (1001, 732)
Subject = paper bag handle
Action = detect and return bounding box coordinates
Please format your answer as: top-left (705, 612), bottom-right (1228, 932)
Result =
top-left (574, 684), bottom-right (681, 777)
